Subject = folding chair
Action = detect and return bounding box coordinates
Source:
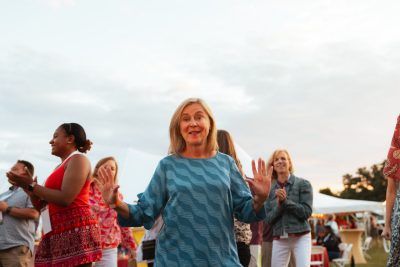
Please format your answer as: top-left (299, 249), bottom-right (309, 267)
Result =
top-left (332, 243), bottom-right (353, 267)
top-left (362, 236), bottom-right (372, 259)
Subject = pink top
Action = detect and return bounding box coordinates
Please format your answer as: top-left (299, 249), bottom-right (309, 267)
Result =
top-left (89, 182), bottom-right (136, 250)
top-left (384, 115), bottom-right (400, 180)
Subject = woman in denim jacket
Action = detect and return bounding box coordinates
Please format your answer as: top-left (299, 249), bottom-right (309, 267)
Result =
top-left (264, 149), bottom-right (313, 267)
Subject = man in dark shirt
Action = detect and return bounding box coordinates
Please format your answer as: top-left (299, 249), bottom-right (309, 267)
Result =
top-left (317, 225), bottom-right (341, 261)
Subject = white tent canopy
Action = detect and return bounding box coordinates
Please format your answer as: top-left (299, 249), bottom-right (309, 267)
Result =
top-left (313, 193), bottom-right (384, 215)
top-left (236, 143), bottom-right (386, 215)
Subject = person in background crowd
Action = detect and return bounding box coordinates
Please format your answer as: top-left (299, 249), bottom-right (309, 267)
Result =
top-left (369, 215), bottom-right (380, 238)
top-left (0, 160), bottom-right (39, 267)
top-left (136, 216), bottom-right (164, 267)
top-left (317, 225), bottom-right (341, 261)
top-left (7, 123), bottom-right (102, 267)
top-left (315, 219), bottom-right (325, 240)
top-left (382, 114), bottom-right (400, 267)
top-left (325, 214), bottom-right (339, 236)
top-left (217, 129), bottom-right (252, 267)
top-left (96, 98), bottom-right (273, 266)
top-left (265, 149), bottom-right (313, 267)
top-left (249, 221), bottom-right (262, 267)
top-left (91, 157), bottom-right (136, 267)
top-left (348, 216), bottom-right (357, 229)
top-left (261, 222), bottom-right (274, 267)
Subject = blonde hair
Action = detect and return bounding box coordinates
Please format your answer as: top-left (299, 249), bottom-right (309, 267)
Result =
top-left (93, 156), bottom-right (118, 183)
top-left (267, 149), bottom-right (294, 180)
top-left (169, 98), bottom-right (218, 155)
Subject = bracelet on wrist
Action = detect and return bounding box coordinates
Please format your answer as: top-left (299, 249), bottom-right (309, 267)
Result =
top-left (109, 197), bottom-right (121, 209)
top-left (27, 182), bottom-right (37, 192)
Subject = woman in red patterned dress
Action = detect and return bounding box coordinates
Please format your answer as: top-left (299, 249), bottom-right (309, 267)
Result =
top-left (8, 123), bottom-right (102, 267)
top-left (382, 114), bottom-right (400, 267)
top-left (90, 157), bottom-right (136, 267)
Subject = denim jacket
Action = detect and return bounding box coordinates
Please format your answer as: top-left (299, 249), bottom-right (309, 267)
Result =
top-left (264, 175), bottom-right (313, 237)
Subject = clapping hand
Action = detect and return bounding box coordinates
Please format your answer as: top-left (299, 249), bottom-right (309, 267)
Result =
top-left (94, 165), bottom-right (120, 206)
top-left (275, 188), bottom-right (287, 205)
top-left (6, 167), bottom-right (34, 189)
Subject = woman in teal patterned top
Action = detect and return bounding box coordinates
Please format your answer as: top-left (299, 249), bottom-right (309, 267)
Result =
top-left (96, 98), bottom-right (273, 266)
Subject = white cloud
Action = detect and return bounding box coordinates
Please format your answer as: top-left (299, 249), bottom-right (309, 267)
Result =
top-left (46, 0), bottom-right (76, 8)
top-left (1, 0), bottom-right (399, 196)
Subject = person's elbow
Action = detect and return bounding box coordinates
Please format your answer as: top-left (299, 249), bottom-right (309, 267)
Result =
top-left (302, 204), bottom-right (313, 219)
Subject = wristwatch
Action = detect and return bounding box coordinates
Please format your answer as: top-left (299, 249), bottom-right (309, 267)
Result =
top-left (27, 182), bottom-right (37, 192)
top-left (5, 206), bottom-right (12, 214)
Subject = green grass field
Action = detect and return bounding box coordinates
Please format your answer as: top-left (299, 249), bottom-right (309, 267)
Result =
top-left (330, 238), bottom-right (388, 267)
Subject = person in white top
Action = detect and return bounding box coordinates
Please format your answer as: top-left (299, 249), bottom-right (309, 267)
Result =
top-left (325, 214), bottom-right (339, 236)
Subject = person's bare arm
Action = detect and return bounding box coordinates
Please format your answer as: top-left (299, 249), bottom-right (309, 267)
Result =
top-left (23, 184), bottom-right (47, 211)
top-left (113, 202), bottom-right (130, 219)
top-left (32, 155), bottom-right (91, 207)
top-left (6, 207), bottom-right (39, 220)
top-left (383, 177), bottom-right (396, 239)
top-left (0, 201), bottom-right (39, 220)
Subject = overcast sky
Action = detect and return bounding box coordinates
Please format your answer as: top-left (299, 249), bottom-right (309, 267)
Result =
top-left (1, 0), bottom-right (399, 202)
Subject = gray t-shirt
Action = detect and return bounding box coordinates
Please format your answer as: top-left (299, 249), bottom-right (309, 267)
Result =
top-left (0, 187), bottom-right (37, 253)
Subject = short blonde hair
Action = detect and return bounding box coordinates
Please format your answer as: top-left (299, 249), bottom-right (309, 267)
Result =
top-left (169, 98), bottom-right (218, 155)
top-left (267, 149), bottom-right (294, 180)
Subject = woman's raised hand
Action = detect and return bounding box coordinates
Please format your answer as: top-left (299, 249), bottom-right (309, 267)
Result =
top-left (246, 158), bottom-right (273, 205)
top-left (94, 165), bottom-right (120, 206)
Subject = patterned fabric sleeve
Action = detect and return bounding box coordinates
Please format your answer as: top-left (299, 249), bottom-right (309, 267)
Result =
top-left (384, 114), bottom-right (400, 180)
top-left (118, 160), bottom-right (167, 230)
top-left (89, 182), bottom-right (101, 215)
top-left (91, 182), bottom-right (132, 249)
top-left (118, 193), bottom-right (137, 250)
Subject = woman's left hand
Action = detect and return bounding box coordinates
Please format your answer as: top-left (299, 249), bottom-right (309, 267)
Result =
top-left (6, 171), bottom-right (33, 189)
top-left (247, 158), bottom-right (273, 205)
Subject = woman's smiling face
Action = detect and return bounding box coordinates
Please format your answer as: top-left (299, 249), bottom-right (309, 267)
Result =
top-left (179, 103), bottom-right (211, 149)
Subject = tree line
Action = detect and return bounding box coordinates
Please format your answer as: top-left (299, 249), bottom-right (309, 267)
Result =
top-left (319, 160), bottom-right (387, 202)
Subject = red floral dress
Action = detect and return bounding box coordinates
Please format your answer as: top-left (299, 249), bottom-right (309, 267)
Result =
top-left (35, 155), bottom-right (102, 267)
top-left (89, 181), bottom-right (137, 251)
top-left (384, 114), bottom-right (400, 267)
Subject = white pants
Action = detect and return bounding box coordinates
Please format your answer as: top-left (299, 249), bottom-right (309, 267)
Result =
top-left (271, 233), bottom-right (311, 267)
top-left (248, 244), bottom-right (261, 267)
top-left (93, 248), bottom-right (118, 267)
top-left (261, 241), bottom-right (273, 267)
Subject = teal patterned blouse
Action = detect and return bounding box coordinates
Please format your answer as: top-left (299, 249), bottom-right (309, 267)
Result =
top-left (118, 152), bottom-right (266, 267)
